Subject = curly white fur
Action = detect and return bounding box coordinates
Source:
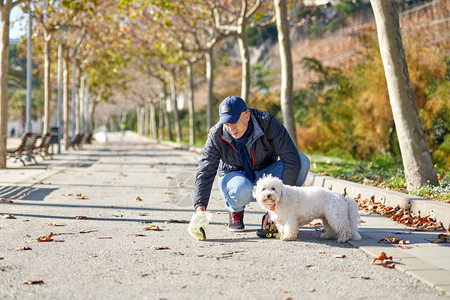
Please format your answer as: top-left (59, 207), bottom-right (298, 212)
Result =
top-left (253, 175), bottom-right (361, 242)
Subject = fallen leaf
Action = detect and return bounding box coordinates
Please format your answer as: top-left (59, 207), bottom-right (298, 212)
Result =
top-left (2, 214), bottom-right (16, 219)
top-left (48, 222), bottom-right (65, 227)
top-left (75, 216), bottom-right (86, 220)
top-left (135, 196), bottom-right (142, 201)
top-left (143, 225), bottom-right (160, 231)
top-left (165, 219), bottom-right (189, 224)
top-left (154, 245), bottom-right (169, 250)
top-left (371, 252), bottom-right (393, 264)
top-left (140, 273), bottom-right (150, 277)
top-left (134, 234), bottom-right (146, 237)
top-left (24, 280), bottom-right (44, 285)
top-left (22, 219), bottom-right (29, 222)
top-left (113, 214), bottom-right (123, 217)
top-left (62, 193), bottom-right (73, 196)
top-left (381, 262), bottom-right (396, 269)
top-left (36, 232), bottom-right (53, 242)
top-left (398, 245), bottom-right (412, 249)
top-left (317, 251), bottom-right (326, 254)
top-left (165, 176), bottom-right (173, 179)
top-left (333, 254), bottom-right (346, 258)
top-left (139, 213), bottom-right (147, 216)
top-left (361, 276), bottom-right (371, 280)
top-left (15, 246), bottom-right (32, 251)
top-left (76, 194), bottom-right (87, 200)
top-left (0, 198), bottom-right (13, 203)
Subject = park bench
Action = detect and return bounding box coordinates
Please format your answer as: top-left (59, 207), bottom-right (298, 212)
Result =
top-left (6, 132), bottom-right (39, 165)
top-left (70, 133), bottom-right (84, 150)
top-left (33, 133), bottom-right (53, 160)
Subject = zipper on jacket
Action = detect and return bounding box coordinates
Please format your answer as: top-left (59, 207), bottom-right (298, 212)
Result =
top-left (221, 137), bottom-right (237, 152)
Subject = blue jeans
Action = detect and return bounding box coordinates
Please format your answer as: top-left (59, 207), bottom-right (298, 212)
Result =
top-left (218, 153), bottom-right (310, 212)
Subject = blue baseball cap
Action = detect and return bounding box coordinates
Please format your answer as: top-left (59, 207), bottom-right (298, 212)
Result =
top-left (219, 96), bottom-right (248, 124)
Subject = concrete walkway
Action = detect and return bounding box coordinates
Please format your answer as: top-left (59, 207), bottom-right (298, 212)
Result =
top-left (0, 131), bottom-right (448, 299)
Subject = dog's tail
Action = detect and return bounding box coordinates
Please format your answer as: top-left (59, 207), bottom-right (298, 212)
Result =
top-left (347, 198), bottom-right (362, 240)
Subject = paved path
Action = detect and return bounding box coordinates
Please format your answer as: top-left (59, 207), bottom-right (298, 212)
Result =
top-left (0, 132), bottom-right (448, 299)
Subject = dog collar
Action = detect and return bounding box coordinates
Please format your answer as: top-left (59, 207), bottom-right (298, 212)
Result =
top-left (270, 204), bottom-right (276, 211)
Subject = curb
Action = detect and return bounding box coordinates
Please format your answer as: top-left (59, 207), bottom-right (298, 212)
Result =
top-left (306, 172), bottom-right (450, 229)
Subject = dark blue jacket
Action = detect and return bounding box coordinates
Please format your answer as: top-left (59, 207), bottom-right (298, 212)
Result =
top-left (193, 108), bottom-right (300, 209)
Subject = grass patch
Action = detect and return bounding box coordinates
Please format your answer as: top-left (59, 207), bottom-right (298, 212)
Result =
top-left (309, 154), bottom-right (450, 203)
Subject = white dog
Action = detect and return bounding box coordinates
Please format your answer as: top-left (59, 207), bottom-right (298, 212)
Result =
top-left (253, 175), bottom-right (361, 242)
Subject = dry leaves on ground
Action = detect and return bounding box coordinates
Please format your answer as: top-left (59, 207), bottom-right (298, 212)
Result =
top-left (24, 280), bottom-right (44, 285)
top-left (143, 225), bottom-right (160, 231)
top-left (36, 232), bottom-right (53, 242)
top-left (1, 198), bottom-right (13, 203)
top-left (15, 246), bottom-right (31, 251)
top-left (430, 234), bottom-right (449, 243)
top-left (371, 252), bottom-right (395, 268)
top-left (153, 245), bottom-right (169, 250)
top-left (1, 214), bottom-right (16, 219)
top-left (135, 196), bottom-right (142, 201)
top-left (75, 216), bottom-right (86, 220)
top-left (355, 195), bottom-right (446, 231)
top-left (333, 254), bottom-right (346, 258)
top-left (48, 222), bottom-right (65, 227)
top-left (76, 194), bottom-right (87, 200)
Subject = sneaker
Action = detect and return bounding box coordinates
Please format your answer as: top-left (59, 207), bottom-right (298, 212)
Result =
top-left (228, 210), bottom-right (245, 232)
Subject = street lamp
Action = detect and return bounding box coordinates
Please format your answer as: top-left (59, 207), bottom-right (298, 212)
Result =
top-left (57, 27), bottom-right (68, 154)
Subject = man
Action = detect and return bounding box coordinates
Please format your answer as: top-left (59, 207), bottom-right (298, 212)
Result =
top-left (193, 96), bottom-right (310, 233)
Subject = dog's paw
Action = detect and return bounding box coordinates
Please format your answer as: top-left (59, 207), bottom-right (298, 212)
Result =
top-left (320, 232), bottom-right (335, 240)
top-left (280, 235), bottom-right (296, 241)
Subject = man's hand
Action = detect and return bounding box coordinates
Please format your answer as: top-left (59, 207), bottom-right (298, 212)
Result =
top-left (195, 206), bottom-right (206, 213)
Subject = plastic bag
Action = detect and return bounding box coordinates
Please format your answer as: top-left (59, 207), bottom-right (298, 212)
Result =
top-left (187, 211), bottom-right (212, 240)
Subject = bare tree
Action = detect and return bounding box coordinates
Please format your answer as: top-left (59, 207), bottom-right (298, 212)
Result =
top-left (370, 0), bottom-right (438, 190)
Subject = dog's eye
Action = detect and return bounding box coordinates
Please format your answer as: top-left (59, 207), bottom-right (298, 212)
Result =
top-left (261, 188), bottom-right (265, 191)
top-left (271, 187), bottom-right (275, 191)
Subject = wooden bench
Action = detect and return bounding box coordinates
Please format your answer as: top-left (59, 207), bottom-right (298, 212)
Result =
top-left (33, 133), bottom-right (53, 160)
top-left (6, 133), bottom-right (39, 165)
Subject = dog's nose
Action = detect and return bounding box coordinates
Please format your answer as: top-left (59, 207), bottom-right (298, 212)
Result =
top-left (266, 194), bottom-right (271, 199)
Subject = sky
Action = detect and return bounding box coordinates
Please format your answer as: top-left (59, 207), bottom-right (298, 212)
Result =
top-left (10, 6), bottom-right (26, 39)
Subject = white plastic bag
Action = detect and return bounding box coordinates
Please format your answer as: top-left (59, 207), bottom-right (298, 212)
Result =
top-left (187, 211), bottom-right (212, 240)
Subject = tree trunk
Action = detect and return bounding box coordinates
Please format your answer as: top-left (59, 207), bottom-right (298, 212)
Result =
top-left (205, 48), bottom-right (215, 130)
top-left (74, 62), bottom-right (81, 135)
top-left (274, 0), bottom-right (297, 149)
top-left (158, 100), bottom-right (164, 140)
top-left (162, 82), bottom-right (173, 141)
top-left (43, 32), bottom-right (52, 135)
top-left (187, 61), bottom-right (195, 145)
top-left (370, 0), bottom-right (438, 190)
top-left (63, 52), bottom-right (69, 150)
top-left (150, 102), bottom-right (157, 140)
top-left (0, 6), bottom-right (11, 168)
top-left (237, 34), bottom-right (250, 103)
top-left (169, 73), bottom-right (181, 143)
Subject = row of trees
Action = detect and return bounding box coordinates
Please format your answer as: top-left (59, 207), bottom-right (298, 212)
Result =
top-left (0, 0), bottom-right (440, 190)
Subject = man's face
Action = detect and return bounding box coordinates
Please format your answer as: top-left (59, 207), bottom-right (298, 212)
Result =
top-left (224, 111), bottom-right (250, 139)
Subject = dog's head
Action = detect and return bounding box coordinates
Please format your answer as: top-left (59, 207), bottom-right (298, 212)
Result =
top-left (253, 175), bottom-right (284, 210)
